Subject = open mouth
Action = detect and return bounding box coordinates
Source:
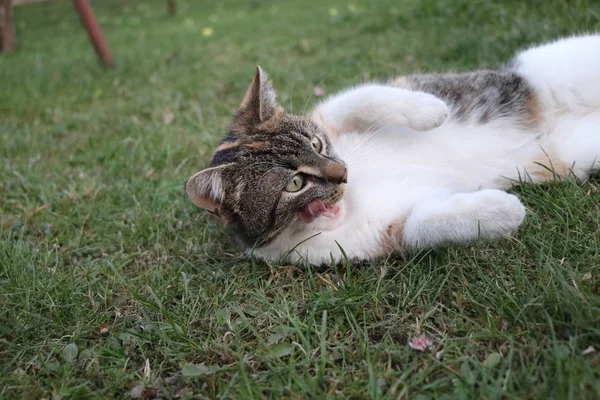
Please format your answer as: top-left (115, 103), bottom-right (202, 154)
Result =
top-left (297, 199), bottom-right (340, 223)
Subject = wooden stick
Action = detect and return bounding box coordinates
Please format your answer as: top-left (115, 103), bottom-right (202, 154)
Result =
top-left (73, 0), bottom-right (113, 66)
top-left (167, 0), bottom-right (176, 16)
top-left (0, 0), bottom-right (15, 52)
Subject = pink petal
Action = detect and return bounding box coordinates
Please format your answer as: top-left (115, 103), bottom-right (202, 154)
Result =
top-left (408, 334), bottom-right (433, 352)
top-left (313, 87), bottom-right (325, 96)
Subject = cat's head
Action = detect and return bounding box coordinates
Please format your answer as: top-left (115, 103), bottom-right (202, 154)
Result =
top-left (186, 67), bottom-right (347, 247)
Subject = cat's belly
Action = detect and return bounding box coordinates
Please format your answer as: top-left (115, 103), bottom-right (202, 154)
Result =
top-left (334, 123), bottom-right (544, 192)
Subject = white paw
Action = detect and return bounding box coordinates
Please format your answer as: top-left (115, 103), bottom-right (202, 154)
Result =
top-left (403, 93), bottom-right (449, 131)
top-left (470, 190), bottom-right (526, 238)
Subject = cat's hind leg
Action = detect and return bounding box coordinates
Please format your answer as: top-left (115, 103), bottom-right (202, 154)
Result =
top-left (515, 34), bottom-right (600, 111)
top-left (401, 189), bottom-right (526, 250)
top-left (542, 112), bottom-right (600, 179)
top-left (516, 35), bottom-right (600, 180)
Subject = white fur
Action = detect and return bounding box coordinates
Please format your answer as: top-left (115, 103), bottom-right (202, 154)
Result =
top-left (254, 34), bottom-right (600, 265)
top-left (314, 84), bottom-right (450, 132)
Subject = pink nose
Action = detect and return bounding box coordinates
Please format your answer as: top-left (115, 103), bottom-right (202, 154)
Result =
top-left (326, 162), bottom-right (347, 184)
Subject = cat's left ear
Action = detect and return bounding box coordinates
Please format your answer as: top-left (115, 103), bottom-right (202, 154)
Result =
top-left (186, 166), bottom-right (227, 215)
top-left (234, 66), bottom-right (280, 127)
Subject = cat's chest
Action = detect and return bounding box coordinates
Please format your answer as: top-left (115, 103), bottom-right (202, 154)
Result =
top-left (332, 132), bottom-right (430, 211)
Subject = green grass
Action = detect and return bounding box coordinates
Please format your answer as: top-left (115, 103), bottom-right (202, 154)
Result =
top-left (1, 0), bottom-right (600, 398)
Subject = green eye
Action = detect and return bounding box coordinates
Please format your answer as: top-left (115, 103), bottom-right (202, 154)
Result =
top-left (286, 174), bottom-right (304, 192)
top-left (311, 136), bottom-right (323, 153)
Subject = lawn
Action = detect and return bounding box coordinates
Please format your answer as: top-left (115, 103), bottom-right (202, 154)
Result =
top-left (1, 0), bottom-right (600, 398)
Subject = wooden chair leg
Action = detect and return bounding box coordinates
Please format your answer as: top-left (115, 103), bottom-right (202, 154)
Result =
top-left (73, 0), bottom-right (113, 66)
top-left (0, 0), bottom-right (15, 52)
top-left (167, 0), bottom-right (176, 15)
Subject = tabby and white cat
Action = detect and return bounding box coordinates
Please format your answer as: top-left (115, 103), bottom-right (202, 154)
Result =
top-left (186, 35), bottom-right (600, 265)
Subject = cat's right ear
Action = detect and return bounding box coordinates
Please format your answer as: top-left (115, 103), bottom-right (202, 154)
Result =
top-left (186, 166), bottom-right (226, 215)
top-left (233, 66), bottom-right (280, 129)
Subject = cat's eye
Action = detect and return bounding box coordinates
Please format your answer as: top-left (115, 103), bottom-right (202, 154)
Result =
top-left (286, 174), bottom-right (304, 192)
top-left (311, 136), bottom-right (323, 153)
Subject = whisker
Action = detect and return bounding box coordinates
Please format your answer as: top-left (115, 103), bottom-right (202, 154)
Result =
top-left (341, 119), bottom-right (395, 161)
top-left (288, 70), bottom-right (298, 113)
top-left (258, 214), bottom-right (298, 247)
top-left (341, 116), bottom-right (392, 157)
top-left (300, 73), bottom-right (332, 115)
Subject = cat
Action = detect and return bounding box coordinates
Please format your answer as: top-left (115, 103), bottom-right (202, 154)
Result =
top-left (186, 34), bottom-right (600, 265)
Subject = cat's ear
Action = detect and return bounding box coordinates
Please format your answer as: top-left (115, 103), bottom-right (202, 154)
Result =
top-left (186, 166), bottom-right (226, 214)
top-left (234, 66), bottom-right (280, 127)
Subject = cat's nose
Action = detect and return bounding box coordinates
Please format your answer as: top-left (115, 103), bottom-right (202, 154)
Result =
top-left (326, 162), bottom-right (347, 184)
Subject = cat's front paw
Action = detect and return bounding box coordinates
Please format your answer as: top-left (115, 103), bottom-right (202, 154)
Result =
top-left (406, 94), bottom-right (450, 131)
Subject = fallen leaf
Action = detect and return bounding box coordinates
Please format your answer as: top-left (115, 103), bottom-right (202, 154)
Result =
top-left (268, 333), bottom-right (286, 345)
top-left (162, 109), bottom-right (174, 124)
top-left (33, 204), bottom-right (51, 214)
top-left (130, 385), bottom-right (143, 399)
top-left (581, 272), bottom-right (592, 281)
top-left (267, 342), bottom-right (294, 358)
top-left (181, 363), bottom-right (217, 377)
top-left (141, 387), bottom-right (159, 399)
top-left (582, 346), bottom-right (596, 356)
top-left (62, 343), bottom-right (79, 363)
top-left (483, 352), bottom-right (501, 367)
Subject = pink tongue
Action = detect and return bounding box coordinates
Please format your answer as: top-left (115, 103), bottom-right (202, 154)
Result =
top-left (297, 199), bottom-right (327, 223)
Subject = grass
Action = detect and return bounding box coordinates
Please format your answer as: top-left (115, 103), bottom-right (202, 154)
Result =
top-left (1, 0), bottom-right (600, 398)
